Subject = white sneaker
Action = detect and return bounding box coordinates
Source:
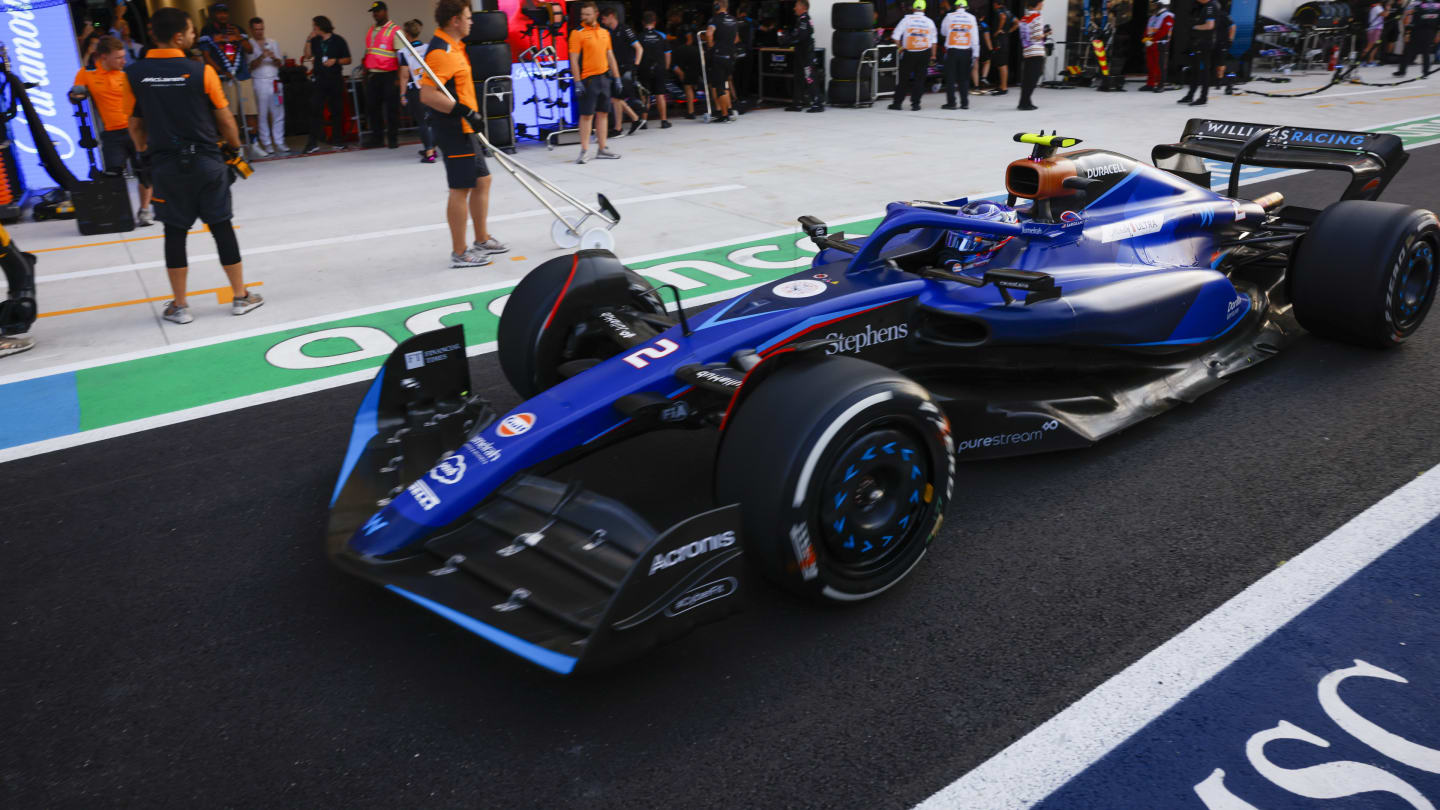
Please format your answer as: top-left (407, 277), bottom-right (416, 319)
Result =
top-left (250, 144), bottom-right (271, 158)
top-left (575, 150), bottom-right (589, 165)
top-left (163, 301), bottom-right (193, 324)
top-left (135, 208), bottom-right (154, 227)
top-left (231, 291), bottom-right (265, 315)
top-left (0, 333), bottom-right (34, 358)
top-left (595, 148), bottom-right (620, 160)
top-left (472, 236), bottom-right (509, 255)
top-left (450, 248), bottom-right (493, 268)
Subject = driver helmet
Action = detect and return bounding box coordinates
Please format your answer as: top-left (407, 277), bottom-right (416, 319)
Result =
top-left (947, 201), bottom-right (1019, 253)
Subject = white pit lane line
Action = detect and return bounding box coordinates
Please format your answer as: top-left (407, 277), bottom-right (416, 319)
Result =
top-left (914, 462), bottom-right (1440, 810)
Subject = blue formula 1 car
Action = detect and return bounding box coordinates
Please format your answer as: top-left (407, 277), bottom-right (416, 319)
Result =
top-left (327, 120), bottom-right (1438, 675)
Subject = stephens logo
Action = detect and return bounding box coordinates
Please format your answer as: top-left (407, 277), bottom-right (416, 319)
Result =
top-left (497, 412), bottom-right (535, 437)
top-left (429, 453), bottom-right (467, 485)
top-left (823, 323), bottom-right (909, 355)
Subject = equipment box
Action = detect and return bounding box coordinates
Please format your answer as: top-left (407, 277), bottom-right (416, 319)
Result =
top-left (72, 175), bottom-right (134, 236)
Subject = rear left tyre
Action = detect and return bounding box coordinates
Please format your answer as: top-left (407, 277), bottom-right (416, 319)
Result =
top-left (1290, 201), bottom-right (1439, 348)
top-left (715, 356), bottom-right (953, 603)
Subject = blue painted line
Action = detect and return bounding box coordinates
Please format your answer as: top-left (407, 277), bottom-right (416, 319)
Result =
top-left (1036, 516), bottom-right (1440, 808)
top-left (0, 372), bottom-right (81, 449)
top-left (386, 585), bottom-right (579, 675)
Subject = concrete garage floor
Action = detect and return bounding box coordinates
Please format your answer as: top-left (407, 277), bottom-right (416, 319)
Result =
top-left (7, 65), bottom-right (1439, 376)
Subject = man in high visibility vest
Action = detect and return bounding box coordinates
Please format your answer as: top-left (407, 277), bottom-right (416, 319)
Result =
top-left (889, 0), bottom-right (938, 111)
top-left (363, 1), bottom-right (403, 149)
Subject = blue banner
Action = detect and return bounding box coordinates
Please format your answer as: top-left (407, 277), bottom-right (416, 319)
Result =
top-left (0, 0), bottom-right (90, 192)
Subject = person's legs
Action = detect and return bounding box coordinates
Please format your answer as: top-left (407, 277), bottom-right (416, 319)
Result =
top-left (469, 174), bottom-right (492, 242)
top-left (1018, 55), bottom-right (1041, 107)
top-left (208, 219), bottom-right (247, 299)
top-left (943, 50), bottom-right (959, 105)
top-left (595, 110), bottom-right (610, 149)
top-left (910, 53), bottom-right (927, 107)
top-left (163, 224), bottom-right (190, 307)
top-left (364, 72), bottom-right (384, 145)
top-left (328, 84), bottom-right (347, 145)
top-left (446, 188), bottom-right (470, 254)
top-left (958, 51), bottom-right (971, 106)
top-left (998, 62), bottom-right (1009, 91)
top-left (383, 75), bottom-right (400, 146)
top-left (578, 113), bottom-right (593, 155)
top-left (1195, 50), bottom-right (1211, 102)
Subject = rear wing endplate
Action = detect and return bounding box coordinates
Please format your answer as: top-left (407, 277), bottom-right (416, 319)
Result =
top-left (1152, 118), bottom-right (1408, 202)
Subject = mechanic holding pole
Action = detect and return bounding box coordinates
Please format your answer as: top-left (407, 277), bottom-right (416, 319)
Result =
top-left (940, 0), bottom-right (980, 109)
top-left (1176, 0), bottom-right (1215, 106)
top-left (71, 36), bottom-right (154, 226)
top-left (569, 1), bottom-right (623, 163)
top-left (889, 0), bottom-right (938, 111)
top-left (1141, 0), bottom-right (1174, 91)
top-left (418, 0), bottom-right (510, 267)
top-left (781, 0), bottom-right (823, 112)
top-left (126, 7), bottom-right (263, 325)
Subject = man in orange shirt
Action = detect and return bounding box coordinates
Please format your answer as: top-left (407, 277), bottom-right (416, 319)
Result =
top-left (72, 36), bottom-right (153, 227)
top-left (568, 1), bottom-right (622, 164)
top-left (419, 0), bottom-right (508, 268)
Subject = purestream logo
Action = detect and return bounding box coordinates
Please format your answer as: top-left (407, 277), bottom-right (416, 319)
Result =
top-left (823, 323), bottom-right (909, 355)
top-left (954, 420), bottom-right (1060, 454)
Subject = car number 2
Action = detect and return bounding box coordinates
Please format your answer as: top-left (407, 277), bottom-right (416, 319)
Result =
top-left (623, 338), bottom-right (680, 369)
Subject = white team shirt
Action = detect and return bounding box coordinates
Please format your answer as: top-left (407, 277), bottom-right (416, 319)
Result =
top-left (892, 12), bottom-right (938, 52)
top-left (940, 10), bottom-right (980, 57)
top-left (247, 38), bottom-right (283, 81)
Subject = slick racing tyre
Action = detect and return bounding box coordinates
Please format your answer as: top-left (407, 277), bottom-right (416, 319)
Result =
top-left (715, 356), bottom-right (953, 603)
top-left (832, 31), bottom-right (877, 60)
top-left (1291, 201), bottom-right (1439, 349)
top-left (498, 250), bottom-right (666, 398)
top-left (468, 10), bottom-right (509, 43)
top-left (832, 1), bottom-right (878, 29)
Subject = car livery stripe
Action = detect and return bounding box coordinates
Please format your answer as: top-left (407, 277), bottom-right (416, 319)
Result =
top-left (756, 301), bottom-right (896, 355)
top-left (542, 254), bottom-right (581, 331)
top-left (1111, 294), bottom-right (1253, 347)
top-left (1084, 169), bottom-right (1141, 210)
top-left (385, 585), bottom-right (578, 675)
top-left (718, 345), bottom-right (798, 432)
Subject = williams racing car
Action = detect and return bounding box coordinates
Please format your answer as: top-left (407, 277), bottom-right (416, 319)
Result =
top-left (327, 120), bottom-right (1438, 675)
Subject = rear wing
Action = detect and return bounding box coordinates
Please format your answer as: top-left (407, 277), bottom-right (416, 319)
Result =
top-left (1152, 119), bottom-right (1407, 203)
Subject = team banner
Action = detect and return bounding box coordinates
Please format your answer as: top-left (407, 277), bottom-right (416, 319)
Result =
top-left (0, 0), bottom-right (90, 191)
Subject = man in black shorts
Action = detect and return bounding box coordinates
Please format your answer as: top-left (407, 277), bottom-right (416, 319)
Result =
top-left (126, 7), bottom-right (263, 325)
top-left (71, 36), bottom-right (153, 226)
top-left (706, 0), bottom-right (740, 122)
top-left (637, 12), bottom-right (673, 128)
top-left (987, 0), bottom-right (1018, 94)
top-left (600, 7), bottom-right (644, 137)
top-left (420, 0), bottom-right (508, 267)
top-left (568, 1), bottom-right (623, 163)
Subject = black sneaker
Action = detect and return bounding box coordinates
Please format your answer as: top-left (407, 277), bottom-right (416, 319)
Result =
top-left (1189, 98), bottom-right (1208, 106)
top-left (992, 89), bottom-right (1008, 96)
top-left (660, 120), bottom-right (673, 129)
top-left (785, 105), bottom-right (805, 111)
top-left (301, 142), bottom-right (321, 155)
top-left (961, 103), bottom-right (969, 109)
top-left (1176, 95), bottom-right (1194, 104)
top-left (1017, 103), bottom-right (1038, 110)
top-left (887, 103), bottom-right (902, 110)
top-left (684, 111), bottom-right (696, 119)
top-left (806, 105), bottom-right (824, 112)
top-left (941, 102), bottom-right (958, 109)
top-left (628, 118), bottom-right (644, 135)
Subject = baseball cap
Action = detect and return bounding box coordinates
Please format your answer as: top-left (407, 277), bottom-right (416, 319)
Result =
top-left (211, 2), bottom-right (228, 10)
top-left (913, 0), bottom-right (926, 9)
top-left (370, 1), bottom-right (387, 10)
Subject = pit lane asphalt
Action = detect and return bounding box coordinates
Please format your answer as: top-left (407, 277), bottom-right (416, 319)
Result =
top-left (4, 146), bottom-right (1439, 808)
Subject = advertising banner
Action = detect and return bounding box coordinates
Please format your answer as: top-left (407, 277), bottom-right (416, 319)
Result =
top-left (0, 0), bottom-right (89, 192)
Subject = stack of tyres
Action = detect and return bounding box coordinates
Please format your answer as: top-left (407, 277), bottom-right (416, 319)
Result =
top-left (830, 2), bottom-right (877, 105)
top-left (1292, 1), bottom-right (1350, 29)
top-left (465, 10), bottom-right (516, 151)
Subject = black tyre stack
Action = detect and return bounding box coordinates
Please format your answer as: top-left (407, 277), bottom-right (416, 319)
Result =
top-left (829, 2), bottom-right (877, 106)
top-left (465, 10), bottom-right (515, 151)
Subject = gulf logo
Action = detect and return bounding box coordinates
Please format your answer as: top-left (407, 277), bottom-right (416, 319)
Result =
top-left (497, 412), bottom-right (536, 438)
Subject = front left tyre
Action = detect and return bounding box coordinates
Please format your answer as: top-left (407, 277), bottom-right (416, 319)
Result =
top-left (715, 355), bottom-right (954, 603)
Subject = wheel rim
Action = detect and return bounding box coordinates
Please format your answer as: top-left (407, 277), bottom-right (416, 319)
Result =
top-left (817, 425), bottom-right (933, 577)
top-left (1394, 239), bottom-right (1436, 332)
